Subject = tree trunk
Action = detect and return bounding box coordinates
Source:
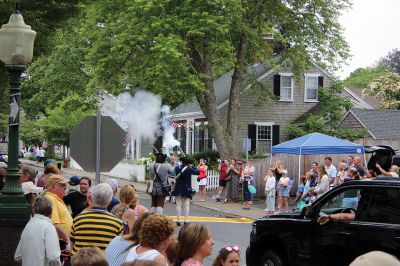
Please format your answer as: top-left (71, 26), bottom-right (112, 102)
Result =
top-left (47, 143), bottom-right (56, 159)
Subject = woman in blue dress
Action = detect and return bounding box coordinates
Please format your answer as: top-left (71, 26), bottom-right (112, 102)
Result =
top-left (171, 157), bottom-right (200, 226)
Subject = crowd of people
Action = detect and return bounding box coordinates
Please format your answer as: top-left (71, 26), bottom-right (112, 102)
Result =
top-left (263, 155), bottom-right (400, 214)
top-left (13, 156), bottom-right (242, 266)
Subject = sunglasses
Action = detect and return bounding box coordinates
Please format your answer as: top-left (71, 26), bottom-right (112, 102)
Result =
top-left (221, 246), bottom-right (240, 253)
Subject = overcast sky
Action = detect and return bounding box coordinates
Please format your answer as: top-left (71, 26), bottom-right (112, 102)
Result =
top-left (337, 0), bottom-right (400, 79)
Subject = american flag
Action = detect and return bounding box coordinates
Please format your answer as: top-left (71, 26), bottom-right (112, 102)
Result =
top-left (124, 132), bottom-right (131, 147)
top-left (171, 122), bottom-right (179, 130)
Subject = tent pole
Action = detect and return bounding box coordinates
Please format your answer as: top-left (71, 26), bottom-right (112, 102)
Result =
top-left (298, 154), bottom-right (301, 182)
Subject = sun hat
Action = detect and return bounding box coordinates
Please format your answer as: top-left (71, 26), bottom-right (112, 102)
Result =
top-left (0, 162), bottom-right (7, 168)
top-left (45, 174), bottom-right (70, 188)
top-left (106, 178), bottom-right (118, 191)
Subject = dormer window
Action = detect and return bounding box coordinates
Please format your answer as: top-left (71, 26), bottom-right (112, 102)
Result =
top-left (305, 74), bottom-right (323, 102)
top-left (274, 73), bottom-right (293, 101)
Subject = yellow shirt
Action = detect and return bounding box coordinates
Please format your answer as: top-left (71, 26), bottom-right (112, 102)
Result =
top-left (45, 191), bottom-right (73, 239)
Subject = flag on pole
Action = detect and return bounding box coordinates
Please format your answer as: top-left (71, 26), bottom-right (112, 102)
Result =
top-left (171, 122), bottom-right (179, 130)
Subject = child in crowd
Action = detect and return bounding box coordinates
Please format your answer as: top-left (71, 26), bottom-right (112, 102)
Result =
top-left (264, 169), bottom-right (276, 214)
top-left (212, 246), bottom-right (240, 266)
top-left (71, 247), bottom-right (109, 266)
top-left (278, 170), bottom-right (290, 213)
top-left (307, 187), bottom-right (318, 205)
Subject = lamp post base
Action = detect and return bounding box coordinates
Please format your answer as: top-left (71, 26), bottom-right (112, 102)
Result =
top-left (0, 217), bottom-right (30, 265)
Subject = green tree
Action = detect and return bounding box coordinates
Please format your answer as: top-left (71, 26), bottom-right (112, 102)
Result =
top-left (377, 48), bottom-right (400, 75)
top-left (81, 0), bottom-right (351, 158)
top-left (344, 66), bottom-right (389, 88)
top-left (364, 71), bottom-right (400, 109)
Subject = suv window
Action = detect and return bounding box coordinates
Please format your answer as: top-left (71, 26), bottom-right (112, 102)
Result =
top-left (360, 188), bottom-right (400, 224)
top-left (320, 188), bottom-right (361, 212)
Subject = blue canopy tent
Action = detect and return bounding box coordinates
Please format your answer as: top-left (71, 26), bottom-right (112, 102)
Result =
top-left (272, 132), bottom-right (365, 179)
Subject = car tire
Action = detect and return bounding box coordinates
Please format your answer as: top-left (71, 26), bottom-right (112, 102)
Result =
top-left (260, 250), bottom-right (285, 266)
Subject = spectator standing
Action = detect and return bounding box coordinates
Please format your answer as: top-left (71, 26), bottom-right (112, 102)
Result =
top-left (336, 162), bottom-right (348, 185)
top-left (0, 161), bottom-right (6, 190)
top-left (171, 157), bottom-right (200, 226)
top-left (301, 172), bottom-right (313, 204)
top-left (105, 213), bottom-right (152, 266)
top-left (20, 165), bottom-right (43, 206)
top-left (309, 162), bottom-right (318, 187)
top-left (242, 160), bottom-right (255, 210)
top-left (294, 176), bottom-right (306, 204)
top-left (316, 165), bottom-right (329, 198)
top-left (215, 159), bottom-right (229, 202)
top-left (197, 158), bottom-right (208, 202)
top-left (111, 185), bottom-right (139, 234)
top-left (226, 159), bottom-right (242, 203)
top-left (148, 153), bottom-right (174, 214)
top-left (347, 155), bottom-right (355, 169)
top-left (354, 156), bottom-right (366, 178)
top-left (212, 246), bottom-right (240, 266)
top-left (106, 178), bottom-right (120, 211)
top-left (36, 147), bottom-right (45, 163)
top-left (36, 162), bottom-right (59, 188)
top-left (376, 164), bottom-right (399, 177)
top-left (324, 157), bottom-right (337, 190)
top-left (71, 247), bottom-right (109, 266)
top-left (129, 192), bottom-right (149, 219)
top-left (278, 170), bottom-right (290, 213)
top-left (63, 176), bottom-right (90, 218)
top-left (342, 168), bottom-right (360, 209)
top-left (42, 174), bottom-right (73, 254)
top-left (14, 196), bottom-right (61, 266)
top-left (264, 169), bottom-right (276, 213)
top-left (70, 183), bottom-right (123, 254)
top-left (366, 169), bottom-right (377, 179)
top-left (175, 223), bottom-right (214, 266)
top-left (124, 214), bottom-right (175, 265)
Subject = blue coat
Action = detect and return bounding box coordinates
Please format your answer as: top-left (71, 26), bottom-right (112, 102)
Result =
top-left (171, 164), bottom-right (200, 198)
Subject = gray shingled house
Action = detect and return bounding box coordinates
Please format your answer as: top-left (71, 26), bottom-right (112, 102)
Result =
top-left (341, 109), bottom-right (400, 149)
top-left (170, 62), bottom-right (371, 155)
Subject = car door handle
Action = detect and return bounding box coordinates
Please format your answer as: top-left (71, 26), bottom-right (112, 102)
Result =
top-left (337, 232), bottom-right (352, 237)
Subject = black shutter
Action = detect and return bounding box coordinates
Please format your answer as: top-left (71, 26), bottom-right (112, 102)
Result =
top-left (248, 124), bottom-right (257, 152)
top-left (272, 125), bottom-right (280, 145)
top-left (318, 76), bottom-right (324, 87)
top-left (273, 75), bottom-right (281, 96)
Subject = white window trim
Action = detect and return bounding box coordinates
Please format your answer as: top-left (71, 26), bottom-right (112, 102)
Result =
top-left (254, 122), bottom-right (275, 152)
top-left (279, 73), bottom-right (294, 102)
top-left (304, 73), bottom-right (320, 102)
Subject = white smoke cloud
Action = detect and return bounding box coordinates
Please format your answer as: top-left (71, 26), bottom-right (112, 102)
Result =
top-left (100, 91), bottom-right (180, 150)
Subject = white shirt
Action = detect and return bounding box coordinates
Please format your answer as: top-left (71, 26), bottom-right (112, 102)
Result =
top-left (15, 214), bottom-right (61, 266)
top-left (125, 245), bottom-right (161, 263)
top-left (21, 181), bottom-right (43, 195)
top-left (325, 165), bottom-right (337, 179)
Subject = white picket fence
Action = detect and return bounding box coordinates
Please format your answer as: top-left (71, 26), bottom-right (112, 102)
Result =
top-left (206, 170), bottom-right (219, 191)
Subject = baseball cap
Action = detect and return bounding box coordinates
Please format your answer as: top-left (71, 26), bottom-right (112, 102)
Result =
top-left (349, 251), bottom-right (400, 266)
top-left (69, 176), bottom-right (81, 186)
top-left (45, 174), bottom-right (70, 188)
top-left (44, 159), bottom-right (56, 167)
top-left (0, 162), bottom-right (7, 168)
top-left (106, 178), bottom-right (118, 191)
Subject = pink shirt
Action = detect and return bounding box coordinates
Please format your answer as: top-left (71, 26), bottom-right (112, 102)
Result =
top-left (181, 258), bottom-right (203, 266)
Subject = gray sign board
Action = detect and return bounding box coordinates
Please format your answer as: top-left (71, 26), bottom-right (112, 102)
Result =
top-left (70, 116), bottom-right (126, 172)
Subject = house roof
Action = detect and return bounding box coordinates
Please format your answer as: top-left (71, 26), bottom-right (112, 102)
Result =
top-left (171, 62), bottom-right (272, 116)
top-left (347, 87), bottom-right (380, 108)
top-left (349, 109), bottom-right (400, 139)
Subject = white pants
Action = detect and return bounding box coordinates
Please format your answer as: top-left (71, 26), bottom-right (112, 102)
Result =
top-left (176, 196), bottom-right (190, 222)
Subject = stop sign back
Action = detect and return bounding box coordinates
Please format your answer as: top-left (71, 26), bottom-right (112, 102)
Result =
top-left (70, 116), bottom-right (126, 172)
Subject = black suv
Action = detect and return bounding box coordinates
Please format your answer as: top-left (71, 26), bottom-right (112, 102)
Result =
top-left (246, 178), bottom-right (400, 266)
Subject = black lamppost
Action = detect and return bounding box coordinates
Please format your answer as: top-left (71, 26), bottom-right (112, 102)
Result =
top-left (0, 2), bottom-right (36, 263)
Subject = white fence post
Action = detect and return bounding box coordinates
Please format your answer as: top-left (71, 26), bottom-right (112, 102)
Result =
top-left (206, 170), bottom-right (219, 191)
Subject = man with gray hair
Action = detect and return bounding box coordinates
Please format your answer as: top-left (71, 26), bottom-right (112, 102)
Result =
top-left (15, 196), bottom-right (61, 266)
top-left (70, 183), bottom-right (123, 255)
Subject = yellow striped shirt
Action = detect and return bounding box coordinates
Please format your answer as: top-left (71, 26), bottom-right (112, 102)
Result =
top-left (70, 208), bottom-right (123, 254)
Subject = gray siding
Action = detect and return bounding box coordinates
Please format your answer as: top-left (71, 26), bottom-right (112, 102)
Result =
top-left (219, 66), bottom-right (330, 149)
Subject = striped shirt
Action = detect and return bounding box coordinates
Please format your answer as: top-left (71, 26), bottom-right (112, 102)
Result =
top-left (105, 236), bottom-right (132, 266)
top-left (70, 208), bottom-right (123, 255)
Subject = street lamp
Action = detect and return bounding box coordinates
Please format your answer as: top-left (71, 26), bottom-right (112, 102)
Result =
top-left (0, 3), bottom-right (36, 262)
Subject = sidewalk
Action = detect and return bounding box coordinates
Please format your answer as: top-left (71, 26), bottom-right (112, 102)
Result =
top-left (21, 159), bottom-right (287, 220)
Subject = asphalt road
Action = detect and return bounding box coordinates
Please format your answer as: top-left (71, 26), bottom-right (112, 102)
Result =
top-left (33, 167), bottom-right (252, 265)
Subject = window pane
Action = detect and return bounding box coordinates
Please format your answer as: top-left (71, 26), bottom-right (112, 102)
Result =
top-left (257, 126), bottom-right (271, 140)
top-left (307, 76), bottom-right (318, 86)
top-left (282, 76), bottom-right (292, 87)
top-left (281, 88), bottom-right (291, 100)
top-left (306, 88), bottom-right (317, 100)
top-left (361, 188), bottom-right (400, 224)
top-left (320, 188), bottom-right (361, 211)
